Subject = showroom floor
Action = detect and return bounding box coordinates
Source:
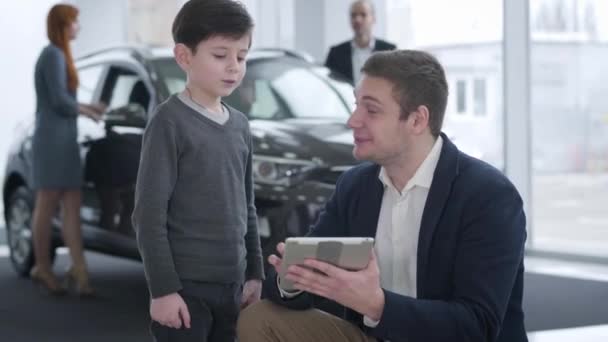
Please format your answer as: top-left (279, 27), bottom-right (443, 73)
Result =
top-left (0, 231), bottom-right (607, 341)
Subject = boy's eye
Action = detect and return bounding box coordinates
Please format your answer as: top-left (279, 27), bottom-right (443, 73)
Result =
top-left (366, 106), bottom-right (378, 114)
top-left (213, 54), bottom-right (226, 59)
top-left (237, 57), bottom-right (245, 62)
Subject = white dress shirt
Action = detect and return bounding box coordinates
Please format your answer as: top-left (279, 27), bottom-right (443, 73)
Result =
top-left (351, 39), bottom-right (375, 85)
top-left (364, 136), bottom-right (443, 327)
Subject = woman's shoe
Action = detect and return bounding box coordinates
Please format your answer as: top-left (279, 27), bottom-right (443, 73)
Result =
top-left (65, 266), bottom-right (95, 297)
top-left (30, 267), bottom-right (66, 296)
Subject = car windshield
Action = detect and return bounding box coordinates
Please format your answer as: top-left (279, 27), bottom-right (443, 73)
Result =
top-left (153, 56), bottom-right (352, 120)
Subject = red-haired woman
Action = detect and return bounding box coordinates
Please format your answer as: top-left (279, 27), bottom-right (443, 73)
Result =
top-left (31, 4), bottom-right (103, 296)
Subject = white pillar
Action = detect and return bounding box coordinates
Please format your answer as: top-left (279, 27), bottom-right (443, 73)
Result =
top-left (503, 0), bottom-right (532, 239)
top-left (294, 0), bottom-right (327, 61)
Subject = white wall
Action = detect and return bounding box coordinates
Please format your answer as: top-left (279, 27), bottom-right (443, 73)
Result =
top-left (72, 0), bottom-right (128, 56)
top-left (0, 1), bottom-right (61, 181)
top-left (252, 0), bottom-right (295, 49)
top-left (74, 0), bottom-right (294, 53)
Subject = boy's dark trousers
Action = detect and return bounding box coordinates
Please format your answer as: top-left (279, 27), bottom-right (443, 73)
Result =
top-left (150, 281), bottom-right (243, 342)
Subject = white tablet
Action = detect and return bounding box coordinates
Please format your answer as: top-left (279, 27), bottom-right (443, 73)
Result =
top-left (279, 237), bottom-right (374, 291)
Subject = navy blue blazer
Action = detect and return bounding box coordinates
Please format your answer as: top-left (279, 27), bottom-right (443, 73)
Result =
top-left (324, 38), bottom-right (396, 84)
top-left (264, 134), bottom-right (528, 342)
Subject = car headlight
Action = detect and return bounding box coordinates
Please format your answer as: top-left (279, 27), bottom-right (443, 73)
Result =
top-left (252, 156), bottom-right (318, 187)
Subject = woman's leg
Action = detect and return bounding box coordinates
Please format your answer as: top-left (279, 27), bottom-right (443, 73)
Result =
top-left (60, 190), bottom-right (86, 270)
top-left (31, 189), bottom-right (62, 272)
top-left (61, 189), bottom-right (93, 294)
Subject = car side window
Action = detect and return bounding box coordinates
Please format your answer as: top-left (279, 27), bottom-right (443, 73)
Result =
top-left (225, 78), bottom-right (287, 120)
top-left (101, 66), bottom-right (151, 113)
top-left (77, 65), bottom-right (104, 104)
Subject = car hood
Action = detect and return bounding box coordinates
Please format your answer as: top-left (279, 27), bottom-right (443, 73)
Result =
top-left (250, 118), bottom-right (356, 167)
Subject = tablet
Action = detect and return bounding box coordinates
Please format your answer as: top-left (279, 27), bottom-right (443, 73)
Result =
top-left (279, 237), bottom-right (374, 291)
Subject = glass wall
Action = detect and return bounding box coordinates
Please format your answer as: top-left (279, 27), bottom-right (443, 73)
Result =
top-left (386, 0), bottom-right (504, 168)
top-left (385, 0), bottom-right (504, 169)
top-left (530, 0), bottom-right (608, 256)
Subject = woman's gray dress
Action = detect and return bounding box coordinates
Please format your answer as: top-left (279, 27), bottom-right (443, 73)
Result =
top-left (32, 44), bottom-right (82, 190)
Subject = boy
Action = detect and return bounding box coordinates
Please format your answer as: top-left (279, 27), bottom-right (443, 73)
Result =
top-left (132, 1), bottom-right (264, 341)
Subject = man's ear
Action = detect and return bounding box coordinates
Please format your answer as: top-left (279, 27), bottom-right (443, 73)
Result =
top-left (174, 43), bottom-right (191, 71)
top-left (409, 105), bottom-right (430, 135)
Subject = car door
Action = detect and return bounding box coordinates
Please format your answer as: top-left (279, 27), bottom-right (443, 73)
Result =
top-left (75, 63), bottom-right (107, 228)
top-left (79, 63), bottom-right (151, 237)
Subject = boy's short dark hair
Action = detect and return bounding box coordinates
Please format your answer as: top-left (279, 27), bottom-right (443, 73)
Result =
top-left (172, 0), bottom-right (253, 52)
top-left (362, 50), bottom-right (449, 137)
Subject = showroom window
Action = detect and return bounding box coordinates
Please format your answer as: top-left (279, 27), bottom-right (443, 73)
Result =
top-left (386, 0), bottom-right (504, 169)
top-left (473, 78), bottom-right (487, 116)
top-left (456, 80), bottom-right (467, 115)
top-left (530, 0), bottom-right (608, 257)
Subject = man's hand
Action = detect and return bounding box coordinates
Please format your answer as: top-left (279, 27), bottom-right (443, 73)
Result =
top-left (285, 249), bottom-right (385, 321)
top-left (241, 279), bottom-right (262, 309)
top-left (150, 292), bottom-right (191, 329)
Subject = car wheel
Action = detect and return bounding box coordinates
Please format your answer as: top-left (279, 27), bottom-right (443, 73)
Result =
top-left (5, 186), bottom-right (55, 277)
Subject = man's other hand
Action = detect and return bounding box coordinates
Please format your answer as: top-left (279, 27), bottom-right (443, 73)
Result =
top-left (285, 249), bottom-right (385, 321)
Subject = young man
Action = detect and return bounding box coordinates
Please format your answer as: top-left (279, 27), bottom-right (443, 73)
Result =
top-left (132, 1), bottom-right (264, 341)
top-left (237, 50), bottom-right (528, 342)
top-left (325, 0), bottom-right (396, 85)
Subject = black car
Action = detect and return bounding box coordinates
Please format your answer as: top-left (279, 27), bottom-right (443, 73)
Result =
top-left (3, 46), bottom-right (357, 275)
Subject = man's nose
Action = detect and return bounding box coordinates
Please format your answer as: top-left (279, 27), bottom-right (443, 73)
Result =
top-left (347, 111), bottom-right (361, 128)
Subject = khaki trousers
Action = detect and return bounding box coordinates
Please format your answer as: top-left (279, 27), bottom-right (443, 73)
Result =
top-left (237, 300), bottom-right (376, 342)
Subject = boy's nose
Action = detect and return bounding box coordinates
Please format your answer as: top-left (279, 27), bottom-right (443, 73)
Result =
top-left (227, 57), bottom-right (240, 72)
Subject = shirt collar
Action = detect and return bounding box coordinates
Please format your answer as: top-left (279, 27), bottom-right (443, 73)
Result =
top-left (351, 37), bottom-right (375, 50)
top-left (378, 136), bottom-right (444, 193)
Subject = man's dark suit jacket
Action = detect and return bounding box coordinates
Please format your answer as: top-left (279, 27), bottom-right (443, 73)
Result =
top-left (324, 38), bottom-right (396, 84)
top-left (264, 134), bottom-right (528, 342)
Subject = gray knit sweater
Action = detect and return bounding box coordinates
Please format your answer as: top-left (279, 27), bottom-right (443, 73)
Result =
top-left (132, 95), bottom-right (264, 298)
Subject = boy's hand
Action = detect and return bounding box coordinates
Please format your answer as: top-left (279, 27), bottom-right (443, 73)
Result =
top-left (241, 279), bottom-right (262, 309)
top-left (150, 292), bottom-right (191, 329)
top-left (267, 242), bottom-right (286, 274)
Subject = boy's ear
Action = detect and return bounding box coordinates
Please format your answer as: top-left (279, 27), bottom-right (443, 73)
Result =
top-left (174, 43), bottom-right (191, 71)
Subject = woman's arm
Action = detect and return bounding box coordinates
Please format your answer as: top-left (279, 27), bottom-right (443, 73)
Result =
top-left (43, 47), bottom-right (79, 116)
top-left (78, 103), bottom-right (105, 121)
